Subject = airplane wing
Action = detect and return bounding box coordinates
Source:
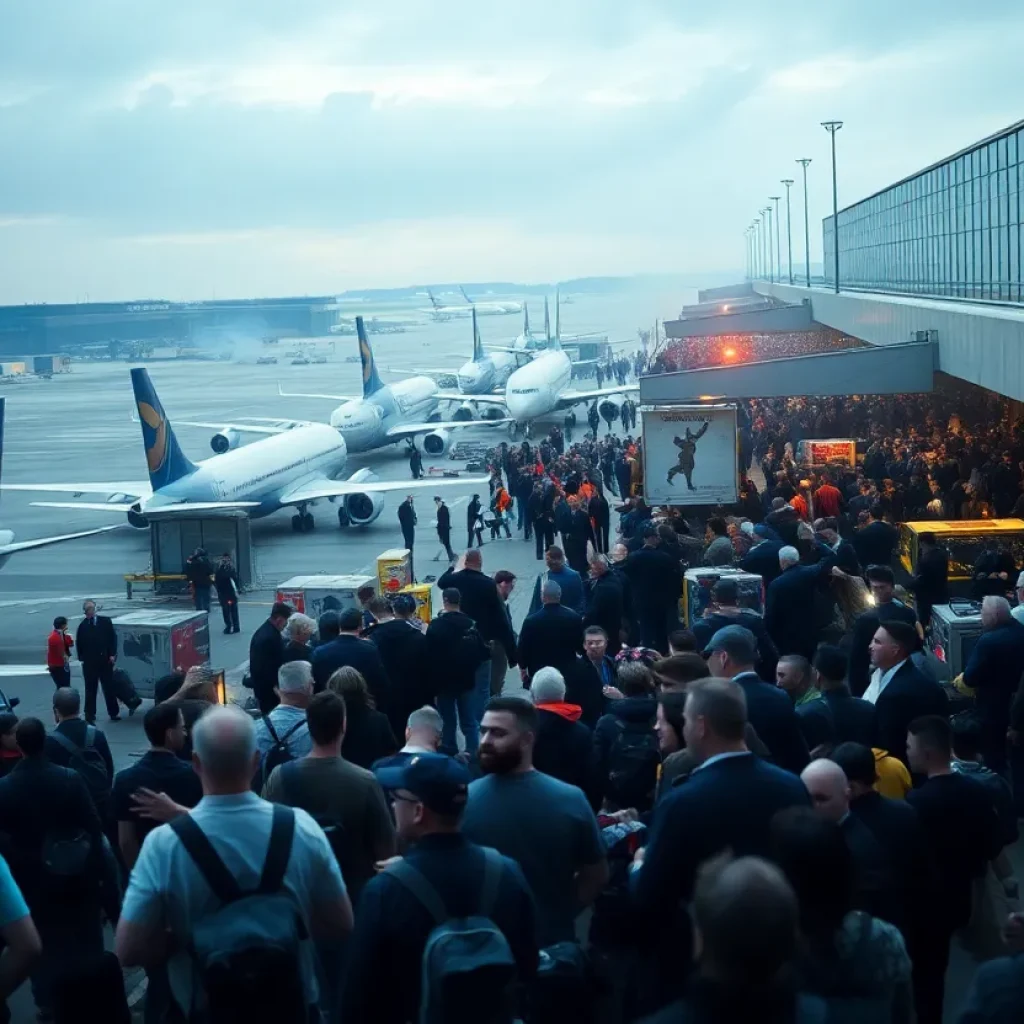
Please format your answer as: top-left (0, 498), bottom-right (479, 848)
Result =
top-left (0, 524), bottom-right (123, 555)
top-left (384, 418), bottom-right (509, 442)
top-left (434, 393), bottom-right (507, 406)
top-left (278, 384), bottom-right (355, 401)
top-left (29, 500), bottom-right (261, 515)
top-left (553, 384), bottom-right (640, 410)
top-left (177, 418), bottom-right (315, 436)
top-left (1, 481), bottom-right (152, 498)
top-left (280, 474), bottom-right (491, 506)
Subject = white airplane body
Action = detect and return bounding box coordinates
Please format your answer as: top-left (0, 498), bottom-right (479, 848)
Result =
top-left (2, 368), bottom-right (487, 532)
top-left (275, 317), bottom-right (507, 455)
top-left (419, 288), bottom-right (521, 321)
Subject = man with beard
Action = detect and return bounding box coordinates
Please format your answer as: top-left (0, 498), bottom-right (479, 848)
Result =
top-left (461, 697), bottom-right (609, 946)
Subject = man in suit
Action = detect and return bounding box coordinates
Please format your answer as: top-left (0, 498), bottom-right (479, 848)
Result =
top-left (909, 531), bottom-right (949, 628)
top-left (739, 526), bottom-right (784, 585)
top-left (582, 553), bottom-right (625, 655)
top-left (433, 496), bottom-right (455, 562)
top-left (962, 595), bottom-right (1024, 774)
top-left (813, 645), bottom-right (876, 748)
top-left (852, 502), bottom-right (899, 569)
top-left (76, 599), bottom-right (121, 723)
top-left (623, 524), bottom-right (682, 654)
top-left (311, 607), bottom-right (393, 711)
top-left (865, 619), bottom-right (948, 764)
top-left (631, 678), bottom-right (809, 982)
top-left (764, 545), bottom-right (836, 661)
top-left (438, 549), bottom-right (518, 713)
top-left (703, 625), bottom-right (809, 774)
top-left (398, 495), bottom-right (417, 580)
top-left (517, 579), bottom-right (584, 682)
top-left (691, 578), bottom-right (778, 681)
top-left (846, 565), bottom-right (919, 696)
top-left (248, 601), bottom-right (292, 714)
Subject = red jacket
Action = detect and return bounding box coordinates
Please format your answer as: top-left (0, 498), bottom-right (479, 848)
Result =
top-left (46, 630), bottom-right (73, 668)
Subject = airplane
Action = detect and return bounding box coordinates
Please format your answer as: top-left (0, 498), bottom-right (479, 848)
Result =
top-left (383, 308), bottom-right (523, 405)
top-left (418, 289), bottom-right (521, 321)
top-left (1, 368), bottom-right (488, 533)
top-left (274, 317), bottom-right (506, 454)
top-left (0, 397), bottom-right (121, 567)
top-left (456, 298), bottom-right (639, 430)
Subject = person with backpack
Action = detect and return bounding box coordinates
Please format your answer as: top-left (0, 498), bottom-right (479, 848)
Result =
top-left (115, 705), bottom-right (353, 1024)
top-left (426, 588), bottom-right (492, 755)
top-left (342, 752), bottom-right (538, 1024)
top-left (591, 662), bottom-right (660, 813)
top-left (45, 687), bottom-right (114, 829)
top-left (0, 717), bottom-right (118, 1021)
top-left (253, 661), bottom-right (314, 789)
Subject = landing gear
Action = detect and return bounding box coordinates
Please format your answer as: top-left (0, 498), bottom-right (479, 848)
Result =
top-left (291, 511), bottom-right (315, 532)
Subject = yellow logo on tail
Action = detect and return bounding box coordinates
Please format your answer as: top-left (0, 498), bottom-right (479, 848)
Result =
top-left (360, 338), bottom-right (373, 385)
top-left (138, 401), bottom-right (167, 473)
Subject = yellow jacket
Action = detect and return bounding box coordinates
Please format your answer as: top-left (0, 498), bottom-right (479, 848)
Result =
top-left (873, 748), bottom-right (912, 800)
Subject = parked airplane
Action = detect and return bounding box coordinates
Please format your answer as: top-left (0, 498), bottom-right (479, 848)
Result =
top-left (0, 398), bottom-right (120, 566)
top-left (384, 309), bottom-right (522, 413)
top-left (1, 369), bottom-right (486, 533)
top-left (419, 289), bottom-right (521, 321)
top-left (276, 317), bottom-right (505, 454)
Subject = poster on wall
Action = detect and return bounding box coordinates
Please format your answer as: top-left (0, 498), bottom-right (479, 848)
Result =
top-left (796, 439), bottom-right (857, 467)
top-left (643, 404), bottom-right (739, 505)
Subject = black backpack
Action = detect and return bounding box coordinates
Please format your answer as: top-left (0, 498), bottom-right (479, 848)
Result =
top-left (49, 726), bottom-right (111, 816)
top-left (452, 625), bottom-right (490, 693)
top-left (170, 805), bottom-right (309, 1023)
top-left (259, 716), bottom-right (306, 789)
top-left (604, 718), bottom-right (660, 812)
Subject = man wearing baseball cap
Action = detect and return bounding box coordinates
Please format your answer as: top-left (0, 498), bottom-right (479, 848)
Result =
top-left (704, 625), bottom-right (809, 775)
top-left (342, 754), bottom-right (538, 1023)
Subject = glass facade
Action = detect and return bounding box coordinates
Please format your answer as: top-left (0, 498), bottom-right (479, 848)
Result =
top-left (823, 121), bottom-right (1024, 303)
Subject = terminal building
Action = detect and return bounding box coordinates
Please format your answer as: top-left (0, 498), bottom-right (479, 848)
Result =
top-left (653, 118), bottom-right (1024, 407)
top-left (0, 296), bottom-right (343, 358)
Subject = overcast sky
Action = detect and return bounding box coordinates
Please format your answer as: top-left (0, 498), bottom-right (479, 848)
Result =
top-left (1, 0), bottom-right (1022, 302)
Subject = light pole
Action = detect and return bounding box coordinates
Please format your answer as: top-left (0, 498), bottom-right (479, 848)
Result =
top-left (753, 218), bottom-right (761, 278)
top-left (769, 196), bottom-right (781, 286)
top-left (744, 228), bottom-right (750, 280)
top-left (781, 179), bottom-right (794, 285)
top-left (762, 206), bottom-right (774, 283)
top-left (821, 121), bottom-right (843, 292)
top-left (747, 228), bottom-right (754, 281)
top-left (796, 159), bottom-right (812, 286)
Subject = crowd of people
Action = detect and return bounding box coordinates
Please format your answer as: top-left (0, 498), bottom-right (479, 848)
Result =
top-left (650, 328), bottom-right (859, 374)
top-left (7, 379), bottom-right (1024, 1021)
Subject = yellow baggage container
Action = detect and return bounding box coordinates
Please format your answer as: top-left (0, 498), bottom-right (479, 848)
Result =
top-left (899, 519), bottom-right (1024, 581)
top-left (377, 548), bottom-right (412, 595)
top-left (398, 583), bottom-right (432, 625)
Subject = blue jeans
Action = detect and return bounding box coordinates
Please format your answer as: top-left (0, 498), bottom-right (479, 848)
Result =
top-left (438, 690), bottom-right (479, 754)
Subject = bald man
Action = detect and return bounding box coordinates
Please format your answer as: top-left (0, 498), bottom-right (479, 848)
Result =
top-left (801, 758), bottom-right (897, 928)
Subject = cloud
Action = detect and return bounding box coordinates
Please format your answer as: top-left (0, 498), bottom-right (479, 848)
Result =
top-left (0, 1), bottom-right (1021, 299)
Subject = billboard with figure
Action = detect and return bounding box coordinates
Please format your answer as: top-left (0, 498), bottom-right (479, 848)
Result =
top-left (643, 404), bottom-right (738, 506)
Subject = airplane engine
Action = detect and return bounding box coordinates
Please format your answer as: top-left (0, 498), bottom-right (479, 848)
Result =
top-left (341, 467), bottom-right (383, 526)
top-left (210, 428), bottom-right (241, 454)
top-left (598, 397), bottom-right (623, 422)
top-left (416, 429), bottom-right (451, 456)
top-left (127, 503), bottom-right (150, 529)
top-left (452, 403), bottom-right (475, 422)
top-left (480, 406), bottom-right (505, 421)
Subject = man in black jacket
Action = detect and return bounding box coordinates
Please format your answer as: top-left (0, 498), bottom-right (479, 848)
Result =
top-left (433, 496), bottom-right (455, 562)
top-left (846, 564), bottom-right (919, 697)
top-left (563, 497), bottom-right (595, 575)
top-left (425, 589), bottom-right (491, 754)
top-left (589, 488), bottom-right (610, 554)
top-left (764, 546), bottom-right (837, 662)
top-left (517, 579), bottom-right (584, 682)
top-left (0, 718), bottom-right (115, 1018)
top-left (365, 593), bottom-right (429, 738)
top-left (438, 549), bottom-right (517, 704)
top-left (623, 525), bottom-right (682, 654)
top-left (311, 608), bottom-right (392, 711)
top-left (583, 553), bottom-right (625, 655)
top-left (398, 496), bottom-right (417, 580)
top-left (691, 578), bottom-right (778, 680)
top-left (248, 601), bottom-right (292, 714)
top-left (739, 530), bottom-right (784, 585)
top-left (852, 503), bottom-right (899, 569)
top-left (184, 547), bottom-right (213, 612)
top-left (909, 531), bottom-right (949, 627)
top-left (75, 599), bottom-right (120, 724)
top-left (529, 668), bottom-right (594, 800)
top-left (813, 645), bottom-right (876, 748)
top-left (213, 553), bottom-right (240, 634)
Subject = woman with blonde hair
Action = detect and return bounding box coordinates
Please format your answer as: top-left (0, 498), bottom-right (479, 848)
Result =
top-left (327, 667), bottom-right (398, 769)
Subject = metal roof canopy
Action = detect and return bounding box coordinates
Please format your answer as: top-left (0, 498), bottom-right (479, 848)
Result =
top-left (640, 340), bottom-right (937, 403)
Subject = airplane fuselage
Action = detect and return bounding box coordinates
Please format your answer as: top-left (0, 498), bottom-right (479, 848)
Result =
top-left (147, 423), bottom-right (348, 517)
top-left (421, 302), bottom-right (522, 321)
top-left (504, 350), bottom-right (574, 422)
top-left (456, 352), bottom-right (517, 395)
top-left (328, 376), bottom-right (439, 453)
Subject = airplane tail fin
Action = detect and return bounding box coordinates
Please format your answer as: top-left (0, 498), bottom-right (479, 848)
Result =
top-left (523, 303), bottom-right (531, 337)
top-left (427, 290), bottom-right (441, 310)
top-left (472, 308), bottom-right (483, 362)
top-left (356, 316), bottom-right (385, 397)
top-left (459, 285), bottom-right (473, 305)
top-left (543, 297), bottom-right (550, 343)
top-left (544, 296), bottom-right (561, 351)
top-left (555, 288), bottom-right (561, 342)
top-left (130, 367), bottom-right (197, 491)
